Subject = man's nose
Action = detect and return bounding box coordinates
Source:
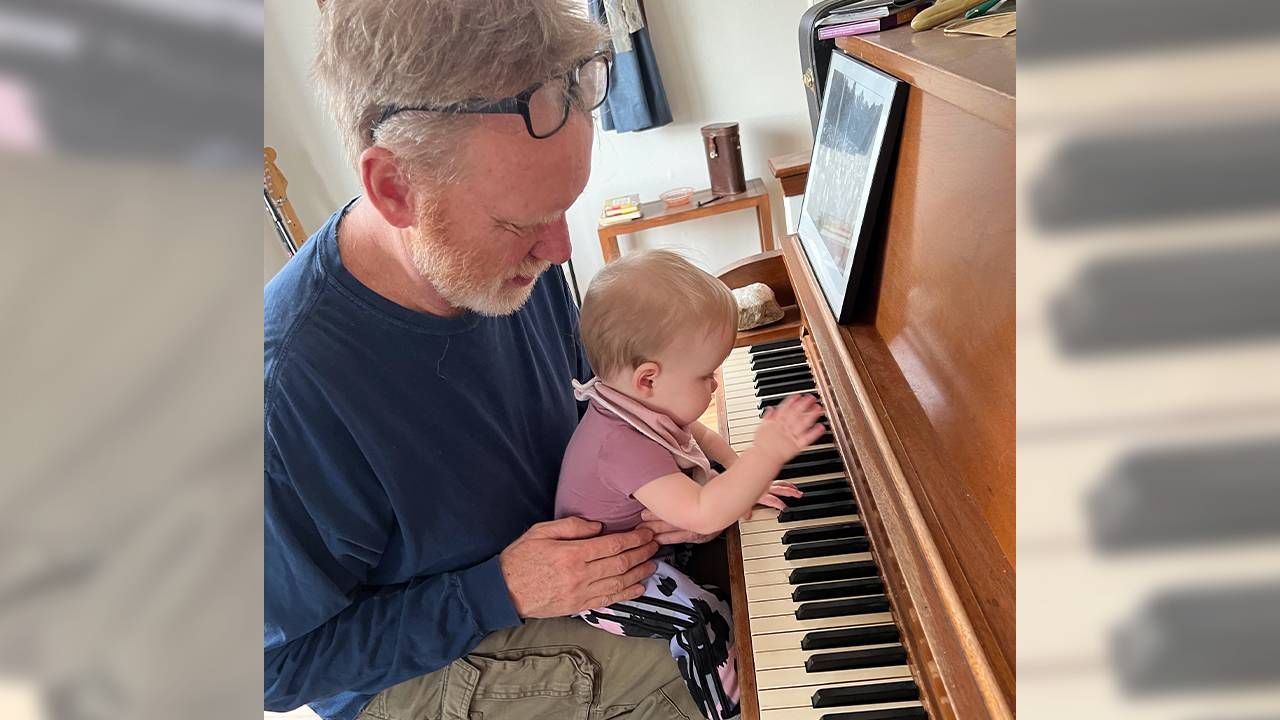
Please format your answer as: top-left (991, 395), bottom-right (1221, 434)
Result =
top-left (530, 217), bottom-right (572, 265)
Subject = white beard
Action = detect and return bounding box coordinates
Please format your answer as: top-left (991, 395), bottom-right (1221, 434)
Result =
top-left (408, 223), bottom-right (551, 317)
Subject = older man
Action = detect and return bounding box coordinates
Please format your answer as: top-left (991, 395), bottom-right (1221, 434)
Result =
top-left (264, 2), bottom-right (709, 719)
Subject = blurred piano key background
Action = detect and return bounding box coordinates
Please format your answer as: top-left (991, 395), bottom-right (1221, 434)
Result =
top-left (0, 1), bottom-right (262, 720)
top-left (2, 0), bottom-right (1280, 719)
top-left (1018, 0), bottom-right (1280, 717)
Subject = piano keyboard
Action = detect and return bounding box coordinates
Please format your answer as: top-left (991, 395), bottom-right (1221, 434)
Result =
top-left (721, 338), bottom-right (927, 720)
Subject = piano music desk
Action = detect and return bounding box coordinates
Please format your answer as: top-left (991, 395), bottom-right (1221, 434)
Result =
top-left (597, 177), bottom-right (775, 263)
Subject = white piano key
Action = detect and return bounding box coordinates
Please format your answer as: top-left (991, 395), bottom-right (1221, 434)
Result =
top-left (750, 597), bottom-right (810, 618)
top-left (758, 700), bottom-right (924, 720)
top-left (744, 552), bottom-right (873, 574)
top-left (742, 568), bottom-right (796, 587)
top-left (757, 664), bottom-right (911, 691)
top-left (756, 674), bottom-right (913, 710)
top-left (746, 581), bottom-right (796, 602)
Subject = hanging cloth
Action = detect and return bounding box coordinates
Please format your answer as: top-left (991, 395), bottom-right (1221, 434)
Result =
top-left (589, 0), bottom-right (673, 133)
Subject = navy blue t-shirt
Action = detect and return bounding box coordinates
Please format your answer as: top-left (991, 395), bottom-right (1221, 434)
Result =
top-left (263, 202), bottom-right (591, 719)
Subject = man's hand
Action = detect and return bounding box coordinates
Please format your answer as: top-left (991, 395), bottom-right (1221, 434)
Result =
top-left (637, 509), bottom-right (719, 545)
top-left (499, 517), bottom-right (658, 618)
top-left (752, 394), bottom-right (826, 465)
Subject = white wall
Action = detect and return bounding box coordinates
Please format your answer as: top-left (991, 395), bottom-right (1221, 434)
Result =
top-left (566, 0), bottom-right (814, 285)
top-left (264, 0), bottom-right (813, 289)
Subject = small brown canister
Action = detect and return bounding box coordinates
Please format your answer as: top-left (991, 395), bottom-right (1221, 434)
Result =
top-left (701, 122), bottom-right (747, 196)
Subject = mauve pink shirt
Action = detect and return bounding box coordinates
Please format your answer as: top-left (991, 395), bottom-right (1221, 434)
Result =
top-left (555, 401), bottom-right (684, 533)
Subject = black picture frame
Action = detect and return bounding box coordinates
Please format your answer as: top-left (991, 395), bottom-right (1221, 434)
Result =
top-left (797, 50), bottom-right (907, 324)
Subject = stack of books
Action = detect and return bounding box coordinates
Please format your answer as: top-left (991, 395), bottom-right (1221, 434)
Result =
top-left (816, 0), bottom-right (931, 39)
top-left (599, 193), bottom-right (642, 226)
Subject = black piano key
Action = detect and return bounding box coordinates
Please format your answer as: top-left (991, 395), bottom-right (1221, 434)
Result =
top-left (757, 379), bottom-right (817, 397)
top-left (794, 446), bottom-right (841, 460)
top-left (796, 595), bottom-right (891, 620)
top-left (802, 624), bottom-right (901, 651)
top-left (749, 342), bottom-right (802, 358)
top-left (792, 477), bottom-right (852, 493)
top-left (750, 338), bottom-right (801, 353)
top-left (756, 377), bottom-right (815, 395)
top-left (754, 361), bottom-right (811, 377)
top-left (793, 577), bottom-right (885, 602)
top-left (785, 536), bottom-right (869, 560)
top-left (751, 343), bottom-right (804, 357)
top-left (819, 707), bottom-right (926, 720)
top-left (760, 392), bottom-right (819, 409)
top-left (1112, 579), bottom-right (1280, 693)
top-left (812, 680), bottom-right (919, 708)
top-left (782, 488), bottom-right (854, 508)
top-left (790, 560), bottom-right (879, 585)
top-left (755, 368), bottom-right (813, 386)
top-left (806, 646), bottom-right (907, 674)
top-left (778, 500), bottom-right (857, 523)
top-left (753, 352), bottom-right (807, 371)
top-left (777, 457), bottom-right (845, 481)
top-left (1087, 436), bottom-right (1280, 553)
top-left (782, 521), bottom-right (864, 544)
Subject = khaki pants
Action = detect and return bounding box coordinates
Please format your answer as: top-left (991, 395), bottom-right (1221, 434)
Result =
top-left (356, 617), bottom-right (703, 720)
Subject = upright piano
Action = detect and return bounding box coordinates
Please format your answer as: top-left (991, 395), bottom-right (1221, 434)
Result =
top-left (712, 27), bottom-right (1014, 720)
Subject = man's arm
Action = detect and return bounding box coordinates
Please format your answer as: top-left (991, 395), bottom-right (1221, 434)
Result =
top-left (263, 439), bottom-right (521, 711)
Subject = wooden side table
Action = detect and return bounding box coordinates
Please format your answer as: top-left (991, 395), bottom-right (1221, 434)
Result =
top-left (596, 177), bottom-right (774, 263)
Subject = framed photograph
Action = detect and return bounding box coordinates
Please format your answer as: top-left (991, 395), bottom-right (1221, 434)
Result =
top-left (797, 50), bottom-right (907, 324)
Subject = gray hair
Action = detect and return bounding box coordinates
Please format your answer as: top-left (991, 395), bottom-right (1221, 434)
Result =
top-left (313, 0), bottom-right (605, 185)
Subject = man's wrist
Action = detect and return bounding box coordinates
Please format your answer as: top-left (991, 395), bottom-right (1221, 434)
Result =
top-left (460, 556), bottom-right (524, 630)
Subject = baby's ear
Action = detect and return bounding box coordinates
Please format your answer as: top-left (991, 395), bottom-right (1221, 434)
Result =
top-left (632, 361), bottom-right (661, 396)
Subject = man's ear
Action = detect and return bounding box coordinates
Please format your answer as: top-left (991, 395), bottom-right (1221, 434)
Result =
top-left (631, 361), bottom-right (661, 397)
top-left (358, 146), bottom-right (416, 229)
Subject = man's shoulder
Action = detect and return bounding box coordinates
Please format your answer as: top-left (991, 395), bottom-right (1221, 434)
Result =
top-left (263, 235), bottom-right (341, 411)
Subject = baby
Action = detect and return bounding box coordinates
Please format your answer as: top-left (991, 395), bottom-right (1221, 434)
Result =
top-left (556, 249), bottom-right (825, 720)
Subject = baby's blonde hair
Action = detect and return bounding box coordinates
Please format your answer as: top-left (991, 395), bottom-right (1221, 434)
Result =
top-left (581, 250), bottom-right (738, 379)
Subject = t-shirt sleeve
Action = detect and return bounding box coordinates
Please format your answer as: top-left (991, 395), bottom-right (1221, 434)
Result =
top-left (597, 427), bottom-right (682, 498)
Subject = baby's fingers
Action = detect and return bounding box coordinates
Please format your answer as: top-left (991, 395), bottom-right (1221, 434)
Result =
top-left (755, 493), bottom-right (788, 511)
top-left (769, 482), bottom-right (803, 498)
top-left (798, 422), bottom-right (826, 447)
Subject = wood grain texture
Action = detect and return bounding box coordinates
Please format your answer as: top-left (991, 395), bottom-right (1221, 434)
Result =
top-left (768, 150), bottom-right (812, 198)
top-left (784, 235), bottom-right (1012, 719)
top-left (836, 27), bottom-right (1014, 131)
top-left (597, 178), bottom-right (774, 263)
top-left (717, 251), bottom-right (794, 307)
top-left (855, 85), bottom-right (1016, 570)
top-left (717, 251), bottom-right (801, 348)
top-left (800, 332), bottom-right (949, 720)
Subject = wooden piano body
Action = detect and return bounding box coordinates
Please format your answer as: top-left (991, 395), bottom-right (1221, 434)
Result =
top-left (713, 27), bottom-right (1013, 720)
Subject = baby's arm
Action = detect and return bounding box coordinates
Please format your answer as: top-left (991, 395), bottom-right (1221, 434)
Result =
top-left (690, 421), bottom-right (739, 468)
top-left (633, 395), bottom-right (824, 536)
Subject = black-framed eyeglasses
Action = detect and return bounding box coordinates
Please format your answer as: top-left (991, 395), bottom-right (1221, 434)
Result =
top-left (372, 51), bottom-right (612, 141)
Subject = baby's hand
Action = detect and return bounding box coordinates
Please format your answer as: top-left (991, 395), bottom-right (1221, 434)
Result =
top-left (752, 394), bottom-right (825, 465)
top-left (740, 481), bottom-right (804, 520)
